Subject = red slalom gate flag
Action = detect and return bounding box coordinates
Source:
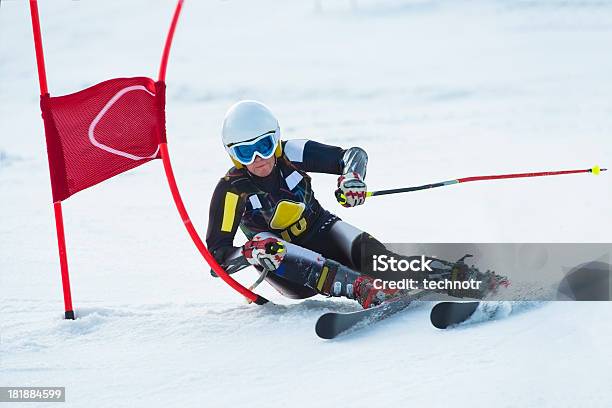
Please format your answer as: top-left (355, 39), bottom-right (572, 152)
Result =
top-left (40, 77), bottom-right (167, 202)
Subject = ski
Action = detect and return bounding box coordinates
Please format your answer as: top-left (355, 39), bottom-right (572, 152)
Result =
top-left (315, 290), bottom-right (425, 339)
top-left (430, 301), bottom-right (517, 329)
top-left (430, 301), bottom-right (480, 329)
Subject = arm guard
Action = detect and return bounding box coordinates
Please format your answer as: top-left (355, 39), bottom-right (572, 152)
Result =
top-left (341, 147), bottom-right (368, 179)
top-left (209, 246), bottom-right (247, 277)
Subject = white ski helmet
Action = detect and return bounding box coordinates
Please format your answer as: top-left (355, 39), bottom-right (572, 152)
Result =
top-left (221, 100), bottom-right (282, 168)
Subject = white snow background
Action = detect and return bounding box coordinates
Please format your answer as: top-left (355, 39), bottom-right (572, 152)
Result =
top-left (1, 0), bottom-right (611, 407)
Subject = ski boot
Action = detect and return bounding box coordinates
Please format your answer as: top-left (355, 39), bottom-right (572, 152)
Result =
top-left (353, 275), bottom-right (407, 309)
top-left (445, 254), bottom-right (510, 299)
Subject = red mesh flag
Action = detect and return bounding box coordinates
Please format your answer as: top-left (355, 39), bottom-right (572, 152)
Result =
top-left (40, 77), bottom-right (167, 202)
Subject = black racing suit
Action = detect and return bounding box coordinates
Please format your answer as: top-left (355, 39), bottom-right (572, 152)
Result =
top-left (205, 139), bottom-right (400, 298)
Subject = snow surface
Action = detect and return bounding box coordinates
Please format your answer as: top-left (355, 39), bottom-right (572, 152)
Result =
top-left (1, 0), bottom-right (611, 407)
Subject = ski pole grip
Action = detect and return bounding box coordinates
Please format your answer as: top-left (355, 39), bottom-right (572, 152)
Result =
top-left (265, 241), bottom-right (284, 255)
top-left (335, 188), bottom-right (347, 206)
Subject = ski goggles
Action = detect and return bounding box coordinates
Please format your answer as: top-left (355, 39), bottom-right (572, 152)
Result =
top-left (226, 130), bottom-right (280, 165)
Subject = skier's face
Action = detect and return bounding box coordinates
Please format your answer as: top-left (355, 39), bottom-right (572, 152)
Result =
top-left (246, 155), bottom-right (275, 177)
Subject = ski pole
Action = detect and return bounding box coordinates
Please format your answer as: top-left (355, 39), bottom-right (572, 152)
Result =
top-left (366, 165), bottom-right (607, 198)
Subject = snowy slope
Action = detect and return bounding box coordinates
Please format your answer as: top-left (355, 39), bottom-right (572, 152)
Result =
top-left (1, 1), bottom-right (611, 407)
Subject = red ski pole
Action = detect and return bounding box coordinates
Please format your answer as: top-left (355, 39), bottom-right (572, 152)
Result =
top-left (364, 165), bottom-right (607, 198)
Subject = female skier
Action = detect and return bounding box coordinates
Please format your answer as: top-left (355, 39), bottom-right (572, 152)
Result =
top-left (206, 100), bottom-right (504, 308)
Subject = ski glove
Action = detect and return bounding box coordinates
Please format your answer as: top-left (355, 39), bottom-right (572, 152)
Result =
top-left (335, 172), bottom-right (367, 207)
top-left (242, 237), bottom-right (285, 271)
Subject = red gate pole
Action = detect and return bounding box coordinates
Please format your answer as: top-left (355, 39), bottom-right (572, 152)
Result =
top-left (52, 202), bottom-right (74, 319)
top-left (29, 0), bottom-right (75, 319)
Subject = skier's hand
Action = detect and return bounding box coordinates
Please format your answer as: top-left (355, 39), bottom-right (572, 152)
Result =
top-left (335, 172), bottom-right (367, 207)
top-left (242, 237), bottom-right (285, 271)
